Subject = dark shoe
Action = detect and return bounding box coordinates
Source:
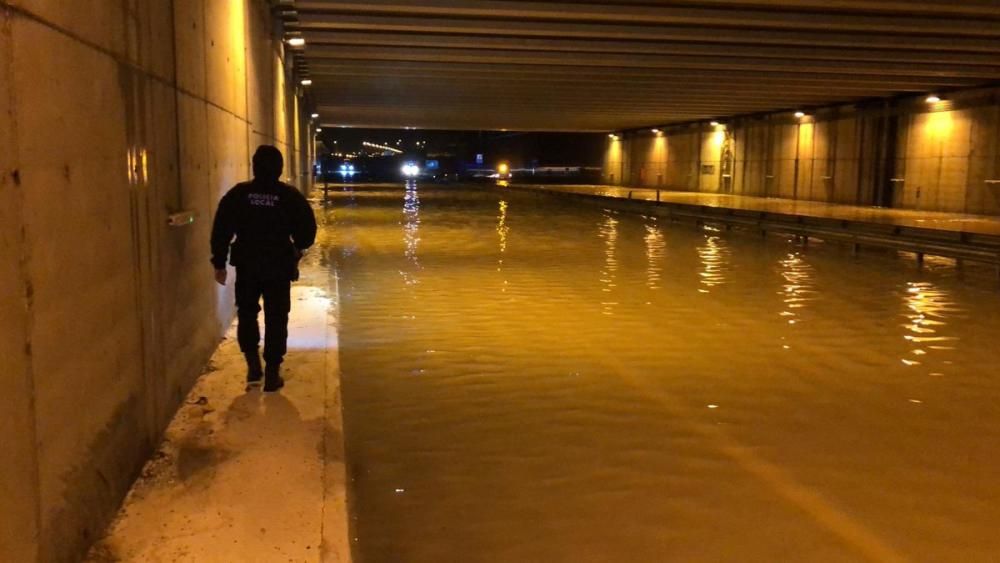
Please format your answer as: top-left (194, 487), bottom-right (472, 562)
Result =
top-left (263, 363), bottom-right (284, 392)
top-left (246, 353), bottom-right (263, 389)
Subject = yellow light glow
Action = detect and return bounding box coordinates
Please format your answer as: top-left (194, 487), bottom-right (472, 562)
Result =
top-left (651, 134), bottom-right (667, 164)
top-left (798, 121), bottom-right (814, 154)
top-left (926, 109), bottom-right (953, 140)
top-left (498, 163), bottom-right (510, 175)
top-left (712, 130), bottom-right (725, 147)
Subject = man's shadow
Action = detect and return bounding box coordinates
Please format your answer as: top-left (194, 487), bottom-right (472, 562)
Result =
top-left (225, 389), bottom-right (306, 446)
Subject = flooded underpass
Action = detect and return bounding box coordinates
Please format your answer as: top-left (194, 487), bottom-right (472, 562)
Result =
top-left (327, 183), bottom-right (1000, 563)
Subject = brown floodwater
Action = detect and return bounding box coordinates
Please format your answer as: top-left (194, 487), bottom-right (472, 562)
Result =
top-left (324, 183), bottom-right (1000, 563)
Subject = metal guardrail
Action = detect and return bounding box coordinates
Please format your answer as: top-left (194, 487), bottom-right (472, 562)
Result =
top-left (508, 185), bottom-right (1000, 273)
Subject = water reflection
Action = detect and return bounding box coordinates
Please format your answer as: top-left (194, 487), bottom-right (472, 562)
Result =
top-left (333, 186), bottom-right (1000, 562)
top-left (497, 200), bottom-right (510, 292)
top-left (696, 229), bottom-right (731, 293)
top-left (777, 251), bottom-right (816, 326)
top-left (901, 281), bottom-right (960, 368)
top-left (402, 180), bottom-right (421, 285)
top-left (644, 217), bottom-right (665, 291)
top-left (598, 211), bottom-right (619, 315)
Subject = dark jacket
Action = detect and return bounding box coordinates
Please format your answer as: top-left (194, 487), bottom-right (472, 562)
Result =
top-left (210, 179), bottom-right (317, 280)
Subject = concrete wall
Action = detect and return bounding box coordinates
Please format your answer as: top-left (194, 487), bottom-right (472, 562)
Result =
top-left (1, 8), bottom-right (41, 563)
top-left (605, 89), bottom-right (1000, 215)
top-left (0, 1), bottom-right (313, 561)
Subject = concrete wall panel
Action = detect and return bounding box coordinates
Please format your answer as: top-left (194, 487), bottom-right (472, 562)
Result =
top-left (273, 48), bottom-right (289, 149)
top-left (14, 0), bottom-right (126, 58)
top-left (797, 123), bottom-right (818, 201)
top-left (291, 83), bottom-right (303, 188)
top-left (965, 106), bottom-right (1000, 215)
top-left (603, 136), bottom-right (623, 184)
top-left (0, 8), bottom-right (41, 562)
top-left (665, 131), bottom-right (697, 190)
top-left (700, 129), bottom-right (722, 193)
top-left (204, 0), bottom-right (249, 117)
top-left (246, 0), bottom-right (275, 146)
top-left (134, 0), bottom-right (176, 81)
top-left (173, 0), bottom-right (206, 99)
top-left (830, 117), bottom-right (859, 204)
top-left (12, 17), bottom-right (151, 559)
top-left (774, 123), bottom-right (797, 199)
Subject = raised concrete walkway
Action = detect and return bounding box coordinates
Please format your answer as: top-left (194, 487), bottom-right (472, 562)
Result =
top-left (86, 254), bottom-right (349, 562)
top-left (515, 184), bottom-right (1000, 237)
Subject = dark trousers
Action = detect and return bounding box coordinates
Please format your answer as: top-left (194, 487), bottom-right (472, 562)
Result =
top-left (235, 270), bottom-right (291, 365)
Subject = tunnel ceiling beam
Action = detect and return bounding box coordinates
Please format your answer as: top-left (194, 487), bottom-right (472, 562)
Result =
top-left (293, 0), bottom-right (1000, 131)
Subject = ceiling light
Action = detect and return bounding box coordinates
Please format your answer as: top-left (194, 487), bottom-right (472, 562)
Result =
top-left (926, 95), bottom-right (942, 103)
top-left (287, 37), bottom-right (305, 47)
top-left (710, 121), bottom-right (720, 127)
top-left (310, 113), bottom-right (319, 119)
top-left (301, 79), bottom-right (312, 86)
top-left (794, 111), bottom-right (806, 119)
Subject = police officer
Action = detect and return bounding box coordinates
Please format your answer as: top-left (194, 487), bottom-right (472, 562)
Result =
top-left (210, 145), bottom-right (317, 391)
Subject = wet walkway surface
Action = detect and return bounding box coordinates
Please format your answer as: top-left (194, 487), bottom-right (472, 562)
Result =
top-left (513, 184), bottom-right (1000, 237)
top-left (87, 246), bottom-right (349, 562)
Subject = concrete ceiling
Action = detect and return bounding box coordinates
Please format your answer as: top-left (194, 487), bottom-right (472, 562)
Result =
top-left (287, 0), bottom-right (1000, 132)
